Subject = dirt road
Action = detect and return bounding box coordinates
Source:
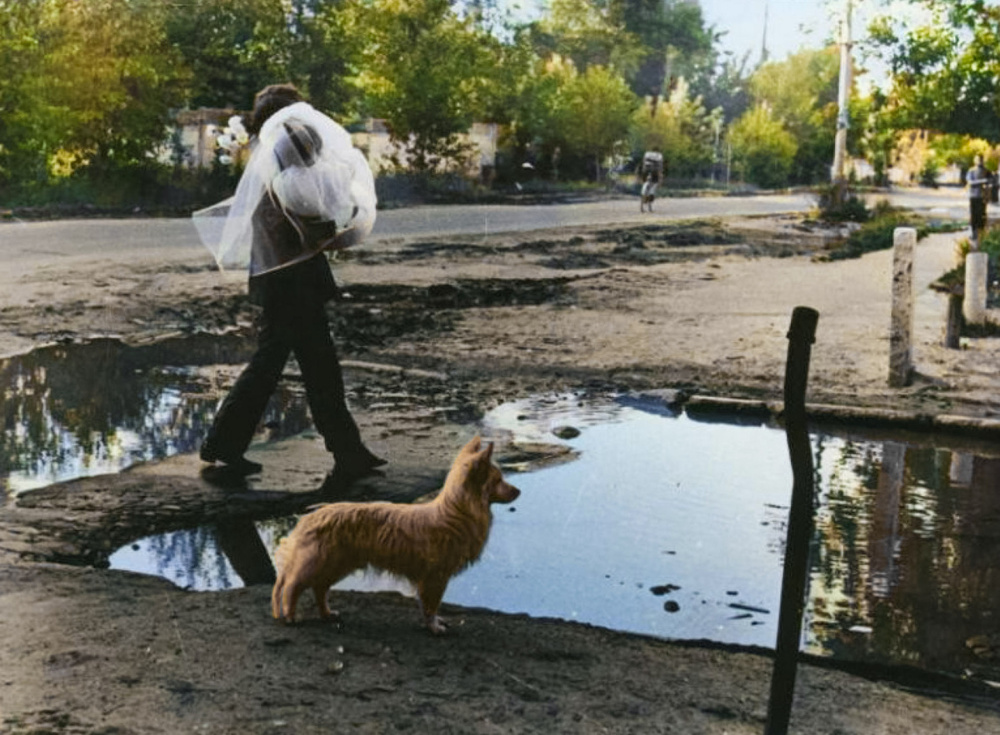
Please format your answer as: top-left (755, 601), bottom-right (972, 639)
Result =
top-left (2, 203), bottom-right (1000, 734)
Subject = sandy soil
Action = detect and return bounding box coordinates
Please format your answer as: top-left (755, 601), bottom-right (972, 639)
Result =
top-left (2, 210), bottom-right (1000, 734)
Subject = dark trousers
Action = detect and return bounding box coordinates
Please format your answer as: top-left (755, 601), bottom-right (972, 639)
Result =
top-left (204, 297), bottom-right (363, 462)
top-left (971, 197), bottom-right (987, 237)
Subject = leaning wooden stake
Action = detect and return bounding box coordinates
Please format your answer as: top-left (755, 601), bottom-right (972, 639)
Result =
top-left (765, 306), bottom-right (819, 735)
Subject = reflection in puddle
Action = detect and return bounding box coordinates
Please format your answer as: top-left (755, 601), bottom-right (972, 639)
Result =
top-left (105, 394), bottom-right (1000, 681)
top-left (0, 338), bottom-right (309, 495)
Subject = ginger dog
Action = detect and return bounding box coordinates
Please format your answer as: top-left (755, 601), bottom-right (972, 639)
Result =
top-left (271, 436), bottom-right (520, 633)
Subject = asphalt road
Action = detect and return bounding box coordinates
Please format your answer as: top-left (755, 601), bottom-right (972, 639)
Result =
top-left (0, 187), bottom-right (972, 266)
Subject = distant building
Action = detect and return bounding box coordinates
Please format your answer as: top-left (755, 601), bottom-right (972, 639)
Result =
top-left (847, 157), bottom-right (874, 182)
top-left (161, 110), bottom-right (498, 178)
top-left (350, 119), bottom-right (498, 177)
top-left (157, 108), bottom-right (238, 168)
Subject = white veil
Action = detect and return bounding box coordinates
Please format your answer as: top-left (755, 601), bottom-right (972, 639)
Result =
top-left (192, 102), bottom-right (377, 276)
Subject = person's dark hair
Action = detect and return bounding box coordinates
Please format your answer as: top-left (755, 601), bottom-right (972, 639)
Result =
top-left (248, 83), bottom-right (304, 136)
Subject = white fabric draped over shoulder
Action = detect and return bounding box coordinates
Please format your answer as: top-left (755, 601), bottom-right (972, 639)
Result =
top-left (192, 102), bottom-right (377, 276)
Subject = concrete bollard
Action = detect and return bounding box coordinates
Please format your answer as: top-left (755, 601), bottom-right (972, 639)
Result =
top-left (963, 251), bottom-right (989, 325)
top-left (888, 227), bottom-right (916, 387)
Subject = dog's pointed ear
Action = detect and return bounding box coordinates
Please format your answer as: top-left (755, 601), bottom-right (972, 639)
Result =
top-left (461, 435), bottom-right (482, 455)
top-left (471, 442), bottom-right (494, 474)
top-left (470, 440), bottom-right (492, 461)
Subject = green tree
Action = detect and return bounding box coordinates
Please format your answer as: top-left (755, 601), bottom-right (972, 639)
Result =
top-left (286, 0), bottom-right (366, 117)
top-left (700, 52), bottom-right (753, 125)
top-left (0, 0), bottom-right (47, 189)
top-left (610, 0), bottom-right (715, 99)
top-left (557, 64), bottom-right (637, 180)
top-left (353, 0), bottom-right (501, 172)
top-left (748, 47), bottom-right (839, 183)
top-left (528, 0), bottom-right (647, 82)
top-left (867, 2), bottom-right (1000, 141)
top-left (164, 0), bottom-right (294, 110)
top-left (631, 77), bottom-right (721, 179)
top-left (853, 90), bottom-right (895, 186)
top-left (1, 0), bottom-right (188, 195)
top-left (728, 104), bottom-right (797, 189)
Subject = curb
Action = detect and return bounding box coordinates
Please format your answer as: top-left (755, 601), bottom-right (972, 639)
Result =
top-left (674, 394), bottom-right (1000, 443)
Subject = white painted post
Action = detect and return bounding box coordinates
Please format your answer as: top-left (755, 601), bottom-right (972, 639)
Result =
top-left (964, 251), bottom-right (988, 325)
top-left (889, 227), bottom-right (916, 387)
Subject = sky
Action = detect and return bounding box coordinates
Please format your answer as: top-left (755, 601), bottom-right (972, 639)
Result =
top-left (513, 1), bottom-right (936, 89)
top-left (699, 0), bottom-right (939, 90)
top-left (698, 0), bottom-right (837, 64)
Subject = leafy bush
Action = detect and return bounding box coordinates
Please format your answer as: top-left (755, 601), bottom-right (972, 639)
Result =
top-left (5, 161), bottom-right (241, 215)
top-left (977, 224), bottom-right (1000, 260)
top-left (728, 105), bottom-right (797, 189)
top-left (814, 183), bottom-right (871, 223)
top-left (824, 207), bottom-right (927, 261)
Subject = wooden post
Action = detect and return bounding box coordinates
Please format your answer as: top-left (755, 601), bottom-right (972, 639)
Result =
top-left (888, 227), bottom-right (916, 387)
top-left (944, 294), bottom-right (963, 349)
top-left (964, 251), bottom-right (988, 326)
top-left (765, 306), bottom-right (819, 735)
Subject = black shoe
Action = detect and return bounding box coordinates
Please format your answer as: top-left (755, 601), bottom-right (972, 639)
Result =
top-left (200, 444), bottom-right (263, 475)
top-left (327, 451), bottom-right (387, 487)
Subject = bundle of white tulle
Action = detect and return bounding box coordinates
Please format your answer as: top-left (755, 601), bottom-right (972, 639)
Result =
top-left (192, 102), bottom-right (377, 276)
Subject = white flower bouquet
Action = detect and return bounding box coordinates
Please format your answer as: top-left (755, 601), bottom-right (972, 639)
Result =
top-left (215, 115), bottom-right (249, 165)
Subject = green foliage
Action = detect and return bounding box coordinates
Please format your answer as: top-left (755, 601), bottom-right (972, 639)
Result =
top-left (0, 0), bottom-right (722, 203)
top-left (498, 54), bottom-right (636, 183)
top-left (501, 52), bottom-right (570, 165)
top-left (868, 3), bottom-right (1000, 141)
top-left (814, 184), bottom-right (870, 223)
top-left (534, 0), bottom-right (643, 76)
top-left (6, 159), bottom-right (240, 212)
top-left (700, 53), bottom-right (752, 126)
top-left (0, 0), bottom-right (47, 189)
top-left (727, 105), bottom-right (797, 189)
top-left (853, 91), bottom-right (895, 187)
top-left (747, 48), bottom-right (839, 184)
top-left (978, 225), bottom-right (1000, 261)
top-left (610, 0), bottom-right (715, 98)
top-left (286, 1), bottom-right (364, 116)
top-left (0, 0), bottom-right (189, 197)
top-left (630, 79), bottom-right (721, 178)
top-left (557, 65), bottom-right (637, 178)
top-left (353, 0), bottom-right (501, 172)
top-left (824, 206), bottom-right (927, 262)
top-left (164, 0), bottom-right (294, 110)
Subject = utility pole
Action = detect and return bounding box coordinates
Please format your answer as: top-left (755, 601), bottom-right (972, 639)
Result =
top-left (761, 0), bottom-right (769, 64)
top-left (831, 0), bottom-right (853, 197)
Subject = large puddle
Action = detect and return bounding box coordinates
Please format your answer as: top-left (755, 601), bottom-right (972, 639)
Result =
top-left (111, 395), bottom-right (1000, 681)
top-left (0, 337), bottom-right (305, 494)
top-left (4, 344), bottom-right (1000, 682)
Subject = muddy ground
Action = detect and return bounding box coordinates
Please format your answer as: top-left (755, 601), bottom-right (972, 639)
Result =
top-left (3, 212), bottom-right (1000, 733)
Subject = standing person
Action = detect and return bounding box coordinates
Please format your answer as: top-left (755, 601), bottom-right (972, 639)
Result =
top-left (967, 154), bottom-right (990, 249)
top-left (193, 84), bottom-right (385, 482)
